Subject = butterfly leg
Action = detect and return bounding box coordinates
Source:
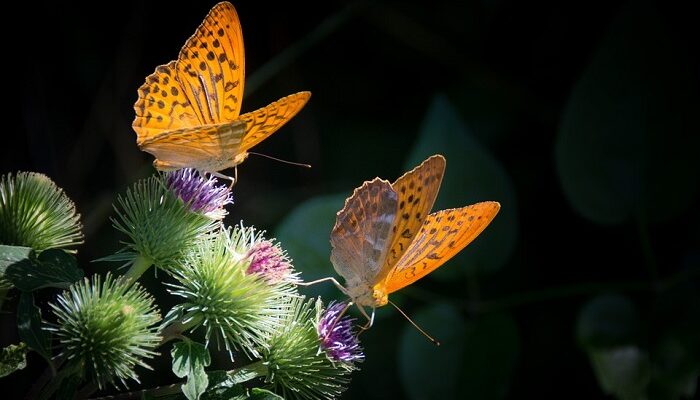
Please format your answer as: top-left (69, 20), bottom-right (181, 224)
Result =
top-left (297, 277), bottom-right (349, 296)
top-left (208, 171), bottom-right (236, 187)
top-left (357, 306), bottom-right (375, 332)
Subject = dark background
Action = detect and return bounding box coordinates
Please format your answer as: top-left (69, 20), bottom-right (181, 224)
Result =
top-left (2, 0), bottom-right (699, 398)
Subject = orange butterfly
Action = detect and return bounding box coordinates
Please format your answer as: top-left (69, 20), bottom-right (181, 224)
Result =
top-left (132, 2), bottom-right (310, 184)
top-left (307, 155), bottom-right (499, 332)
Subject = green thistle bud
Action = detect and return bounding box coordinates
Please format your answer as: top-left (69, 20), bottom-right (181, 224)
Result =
top-left (166, 227), bottom-right (297, 358)
top-left (46, 273), bottom-right (161, 389)
top-left (261, 298), bottom-right (355, 400)
top-left (110, 175), bottom-right (220, 274)
top-left (0, 172), bottom-right (83, 251)
top-left (228, 223), bottom-right (299, 285)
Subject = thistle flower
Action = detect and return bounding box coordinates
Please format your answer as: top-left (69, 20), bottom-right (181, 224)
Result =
top-left (0, 172), bottom-right (83, 251)
top-left (110, 175), bottom-right (220, 275)
top-left (46, 273), bottom-right (161, 389)
top-left (261, 298), bottom-right (357, 400)
top-left (165, 228), bottom-right (297, 358)
top-left (166, 169), bottom-right (232, 220)
top-left (226, 223), bottom-right (298, 284)
top-left (317, 302), bottom-right (364, 365)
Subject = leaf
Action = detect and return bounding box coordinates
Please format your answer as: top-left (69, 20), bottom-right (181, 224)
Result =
top-left (399, 304), bottom-right (520, 400)
top-left (555, 0), bottom-right (700, 224)
top-left (275, 194), bottom-right (347, 300)
top-left (6, 249), bottom-right (83, 291)
top-left (201, 370), bottom-right (247, 400)
top-left (405, 95), bottom-right (518, 276)
top-left (590, 346), bottom-right (650, 400)
top-left (17, 292), bottom-right (53, 370)
top-left (247, 388), bottom-right (283, 400)
top-left (0, 342), bottom-right (28, 377)
top-left (0, 244), bottom-right (34, 277)
top-left (172, 340), bottom-right (211, 400)
top-left (576, 294), bottom-right (641, 349)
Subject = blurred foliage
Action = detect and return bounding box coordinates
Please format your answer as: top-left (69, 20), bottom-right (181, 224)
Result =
top-left (3, 0), bottom-right (700, 398)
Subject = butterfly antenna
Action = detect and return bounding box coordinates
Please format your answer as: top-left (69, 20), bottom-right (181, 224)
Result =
top-left (247, 152), bottom-right (311, 168)
top-left (388, 300), bottom-right (441, 346)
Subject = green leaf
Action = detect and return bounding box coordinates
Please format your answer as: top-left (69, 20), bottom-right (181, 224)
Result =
top-left (6, 249), bottom-right (83, 291)
top-left (275, 194), bottom-right (347, 300)
top-left (17, 292), bottom-right (53, 370)
top-left (590, 346), bottom-right (650, 400)
top-left (576, 294), bottom-right (641, 349)
top-left (201, 370), bottom-right (247, 400)
top-left (399, 304), bottom-right (520, 400)
top-left (405, 95), bottom-right (518, 276)
top-left (555, 0), bottom-right (700, 224)
top-left (247, 388), bottom-right (283, 400)
top-left (172, 340), bottom-right (211, 400)
top-left (0, 342), bottom-right (28, 377)
top-left (0, 244), bottom-right (34, 277)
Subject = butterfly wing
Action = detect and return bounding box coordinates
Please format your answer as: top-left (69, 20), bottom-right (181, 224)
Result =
top-left (379, 155), bottom-right (445, 280)
top-left (175, 1), bottom-right (245, 125)
top-left (330, 179), bottom-right (398, 287)
top-left (383, 201), bottom-right (500, 293)
top-left (238, 92), bottom-right (311, 153)
top-left (133, 61), bottom-right (203, 143)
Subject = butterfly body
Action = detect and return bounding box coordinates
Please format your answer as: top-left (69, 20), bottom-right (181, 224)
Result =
top-left (133, 2), bottom-right (310, 181)
top-left (329, 155), bottom-right (500, 318)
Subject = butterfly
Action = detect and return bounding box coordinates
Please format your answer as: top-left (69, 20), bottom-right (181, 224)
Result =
top-left (132, 2), bottom-right (310, 184)
top-left (316, 155), bottom-right (500, 329)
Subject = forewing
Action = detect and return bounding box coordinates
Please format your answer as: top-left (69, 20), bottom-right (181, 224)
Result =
top-left (330, 179), bottom-right (398, 286)
top-left (238, 92), bottom-right (311, 152)
top-left (133, 61), bottom-right (202, 143)
top-left (176, 2), bottom-right (245, 125)
top-left (380, 155), bottom-right (445, 279)
top-left (384, 201), bottom-right (500, 293)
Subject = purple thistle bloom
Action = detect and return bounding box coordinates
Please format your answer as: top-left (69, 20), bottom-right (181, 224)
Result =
top-left (166, 169), bottom-right (233, 219)
top-left (318, 302), bottom-right (364, 364)
top-left (246, 240), bottom-right (293, 284)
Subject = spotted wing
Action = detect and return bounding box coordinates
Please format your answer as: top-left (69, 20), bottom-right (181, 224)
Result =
top-left (237, 92), bottom-right (311, 152)
top-left (139, 122), bottom-right (245, 170)
top-left (378, 155), bottom-right (445, 281)
top-left (133, 61), bottom-right (202, 143)
top-left (330, 179), bottom-right (398, 287)
top-left (176, 1), bottom-right (245, 125)
top-left (384, 202), bottom-right (500, 293)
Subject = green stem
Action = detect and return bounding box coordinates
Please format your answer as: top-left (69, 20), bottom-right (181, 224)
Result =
top-left (227, 360), bottom-right (268, 384)
top-left (123, 254), bottom-right (153, 284)
top-left (159, 317), bottom-right (202, 346)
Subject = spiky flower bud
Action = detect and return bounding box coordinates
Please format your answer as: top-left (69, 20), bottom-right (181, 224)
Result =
top-left (166, 169), bottom-right (233, 220)
top-left (110, 175), bottom-right (220, 274)
top-left (0, 172), bottom-right (83, 251)
top-left (261, 298), bottom-right (357, 400)
top-left (165, 227), bottom-right (297, 358)
top-left (46, 273), bottom-right (161, 389)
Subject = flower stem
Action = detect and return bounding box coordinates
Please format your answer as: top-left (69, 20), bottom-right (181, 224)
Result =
top-left (227, 360), bottom-right (268, 384)
top-left (123, 254), bottom-right (153, 284)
